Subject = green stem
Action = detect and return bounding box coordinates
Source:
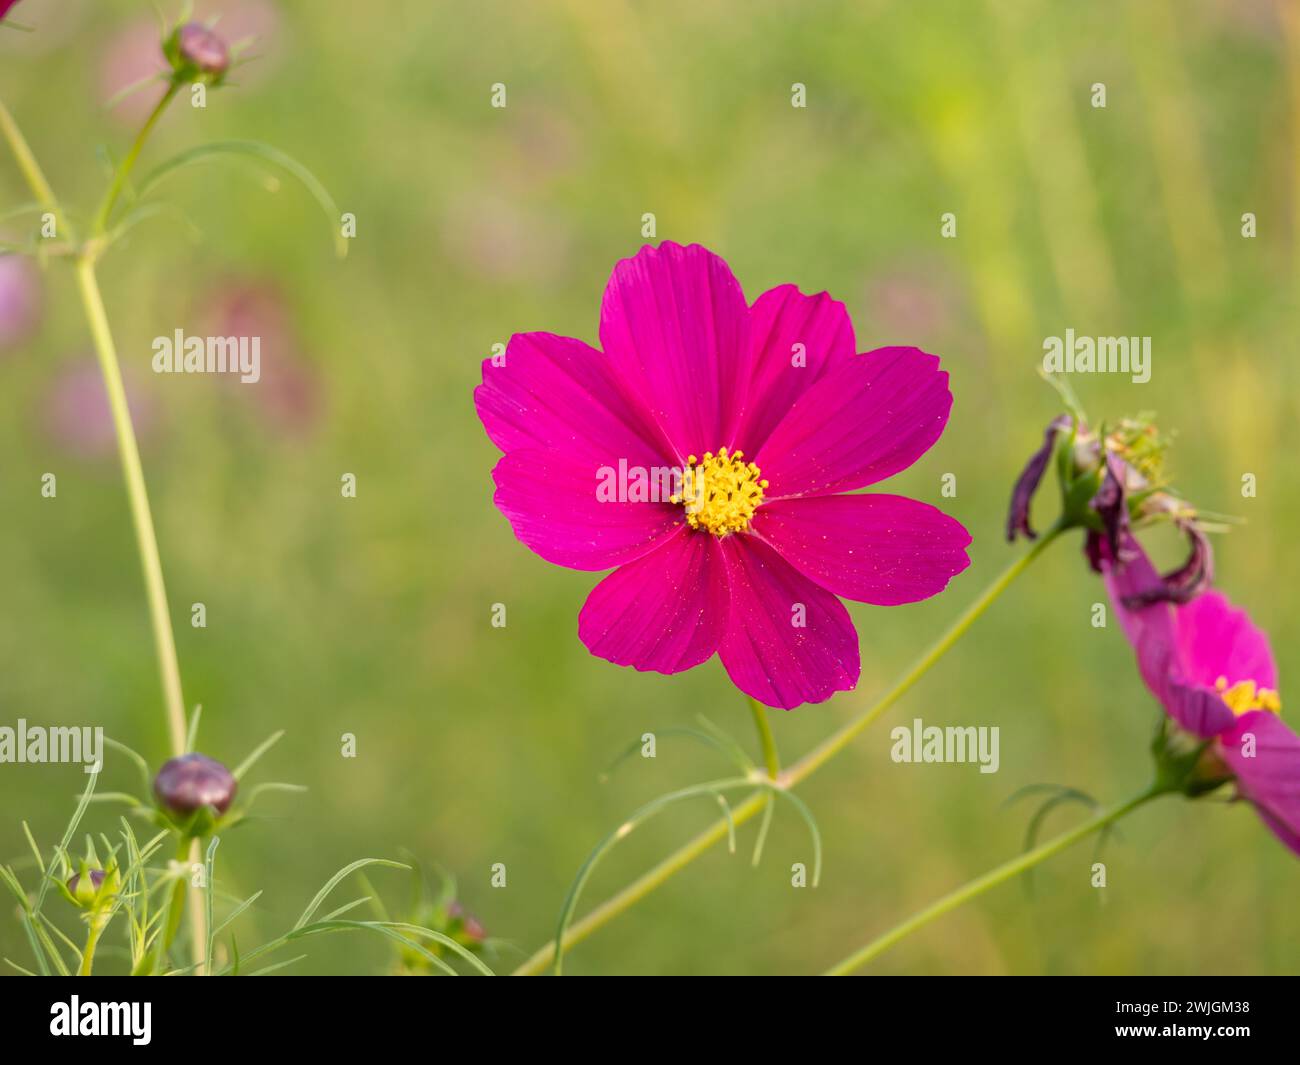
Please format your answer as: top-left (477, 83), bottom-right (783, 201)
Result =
top-left (91, 82), bottom-right (178, 237)
top-left (74, 257), bottom-right (188, 757)
top-left (747, 696), bottom-right (781, 779)
top-left (78, 917), bottom-right (107, 976)
top-left (824, 786), bottom-right (1162, 975)
top-left (789, 524), bottom-right (1062, 783)
top-left (0, 95), bottom-right (74, 240)
top-left (76, 257), bottom-right (207, 975)
top-left (512, 527), bottom-right (1063, 974)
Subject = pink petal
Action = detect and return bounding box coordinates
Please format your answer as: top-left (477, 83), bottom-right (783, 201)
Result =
top-left (1102, 533), bottom-right (1175, 654)
top-left (1160, 676), bottom-right (1240, 739)
top-left (492, 448), bottom-right (680, 571)
top-left (1218, 711), bottom-right (1300, 858)
top-left (599, 242), bottom-right (751, 460)
top-left (475, 332), bottom-right (669, 465)
top-left (733, 285), bottom-right (855, 455)
top-left (1174, 591), bottom-right (1278, 692)
top-left (752, 493), bottom-right (970, 605)
top-left (578, 528), bottom-right (729, 673)
top-left (1104, 536), bottom-right (1236, 737)
top-left (717, 535), bottom-right (859, 709)
top-left (754, 346), bottom-right (953, 499)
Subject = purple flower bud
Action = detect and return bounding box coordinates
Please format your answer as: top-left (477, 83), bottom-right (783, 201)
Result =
top-left (1006, 415), bottom-right (1072, 541)
top-left (176, 22), bottom-right (230, 76)
top-left (154, 753), bottom-right (237, 815)
top-left (67, 869), bottom-right (105, 896)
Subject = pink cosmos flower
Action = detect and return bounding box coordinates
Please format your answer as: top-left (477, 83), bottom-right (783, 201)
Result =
top-left (475, 242), bottom-right (971, 709)
top-left (1105, 533), bottom-right (1300, 855)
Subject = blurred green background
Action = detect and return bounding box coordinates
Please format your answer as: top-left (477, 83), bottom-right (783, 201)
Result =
top-left (1, 0), bottom-right (1297, 975)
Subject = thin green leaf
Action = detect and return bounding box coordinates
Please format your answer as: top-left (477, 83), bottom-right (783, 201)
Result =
top-left (292, 858), bottom-right (408, 931)
top-left (211, 890), bottom-right (263, 938)
top-left (137, 140), bottom-right (348, 257)
top-left (204, 837), bottom-right (220, 975)
top-left (103, 736), bottom-right (152, 797)
top-left (600, 726), bottom-right (753, 782)
top-left (751, 794), bottom-right (776, 868)
top-left (247, 954), bottom-right (308, 976)
top-left (186, 704), bottom-right (203, 753)
top-left (34, 770), bottom-right (98, 914)
top-left (231, 730), bottom-right (285, 781)
top-left (21, 822), bottom-right (44, 875)
top-left (552, 777), bottom-right (753, 975)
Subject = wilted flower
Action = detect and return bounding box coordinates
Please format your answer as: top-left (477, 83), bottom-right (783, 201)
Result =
top-left (154, 752), bottom-right (237, 817)
top-left (1105, 533), bottom-right (1299, 855)
top-left (476, 241), bottom-right (970, 709)
top-left (1008, 412), bottom-right (1213, 606)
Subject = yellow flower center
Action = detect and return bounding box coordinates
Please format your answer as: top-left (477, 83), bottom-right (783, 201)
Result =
top-left (670, 447), bottom-right (767, 536)
top-left (1215, 675), bottom-right (1282, 716)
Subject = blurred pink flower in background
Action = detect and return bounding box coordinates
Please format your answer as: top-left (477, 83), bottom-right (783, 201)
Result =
top-left (44, 359), bottom-right (155, 459)
top-left (865, 260), bottom-right (957, 342)
top-left (0, 256), bottom-right (41, 351)
top-left (441, 192), bottom-right (571, 284)
top-left (201, 280), bottom-right (320, 435)
top-left (99, 0), bottom-right (283, 123)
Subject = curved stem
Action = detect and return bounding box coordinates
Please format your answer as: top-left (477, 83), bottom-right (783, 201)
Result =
top-left (91, 83), bottom-right (178, 237)
top-left (824, 786), bottom-right (1162, 975)
top-left (747, 696), bottom-right (781, 779)
top-left (512, 527), bottom-right (1063, 974)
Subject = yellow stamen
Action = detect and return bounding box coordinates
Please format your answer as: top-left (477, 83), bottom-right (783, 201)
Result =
top-left (674, 448), bottom-right (766, 536)
top-left (1215, 675), bottom-right (1282, 716)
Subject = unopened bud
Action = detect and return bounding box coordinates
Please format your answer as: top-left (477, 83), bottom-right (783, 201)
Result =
top-left (154, 752), bottom-right (237, 816)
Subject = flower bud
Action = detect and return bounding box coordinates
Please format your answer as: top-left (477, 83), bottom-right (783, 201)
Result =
top-left (67, 869), bottom-right (105, 905)
top-left (164, 21), bottom-right (230, 84)
top-left (66, 865), bottom-right (120, 911)
top-left (447, 901), bottom-right (487, 947)
top-left (154, 752), bottom-right (237, 816)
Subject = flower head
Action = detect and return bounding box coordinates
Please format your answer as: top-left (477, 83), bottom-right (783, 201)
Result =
top-left (1105, 534), bottom-right (1299, 855)
top-left (1008, 411), bottom-right (1212, 605)
top-left (154, 752), bottom-right (237, 817)
top-left (475, 242), bottom-right (970, 708)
